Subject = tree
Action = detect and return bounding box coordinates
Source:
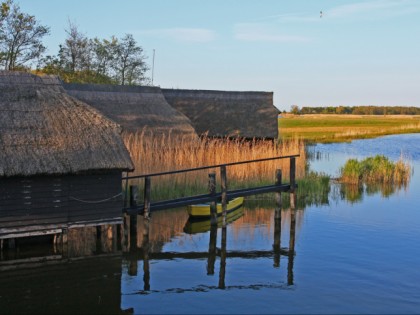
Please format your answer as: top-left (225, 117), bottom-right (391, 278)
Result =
top-left (0, 0), bottom-right (49, 70)
top-left (290, 105), bottom-right (300, 115)
top-left (58, 20), bottom-right (91, 72)
top-left (91, 36), bottom-right (118, 78)
top-left (112, 34), bottom-right (148, 85)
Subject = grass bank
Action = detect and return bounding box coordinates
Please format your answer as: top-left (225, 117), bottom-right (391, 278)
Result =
top-left (278, 114), bottom-right (420, 143)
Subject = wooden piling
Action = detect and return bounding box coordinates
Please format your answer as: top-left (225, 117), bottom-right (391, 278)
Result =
top-left (275, 169), bottom-right (282, 220)
top-left (220, 165), bottom-right (228, 227)
top-left (143, 177), bottom-right (151, 243)
top-left (143, 177), bottom-right (151, 220)
top-left (289, 156), bottom-right (297, 210)
top-left (129, 185), bottom-right (139, 208)
top-left (208, 173), bottom-right (217, 226)
top-left (129, 185), bottom-right (139, 250)
top-left (122, 214), bottom-right (129, 252)
top-left (290, 157), bottom-right (296, 193)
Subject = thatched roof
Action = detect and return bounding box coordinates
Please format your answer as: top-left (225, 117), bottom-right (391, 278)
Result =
top-left (162, 89), bottom-right (280, 139)
top-left (64, 83), bottom-right (198, 139)
top-left (0, 71), bottom-right (134, 177)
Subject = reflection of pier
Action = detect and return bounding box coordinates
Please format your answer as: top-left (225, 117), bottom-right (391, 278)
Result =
top-left (125, 192), bottom-right (298, 291)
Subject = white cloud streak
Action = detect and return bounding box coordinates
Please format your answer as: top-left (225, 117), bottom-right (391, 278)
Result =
top-left (137, 28), bottom-right (217, 42)
top-left (234, 23), bottom-right (310, 43)
top-left (256, 0), bottom-right (419, 22)
top-left (326, 0), bottom-right (419, 19)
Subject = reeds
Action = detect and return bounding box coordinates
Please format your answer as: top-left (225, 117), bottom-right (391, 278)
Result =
top-left (339, 155), bottom-right (411, 185)
top-left (123, 130), bottom-right (306, 201)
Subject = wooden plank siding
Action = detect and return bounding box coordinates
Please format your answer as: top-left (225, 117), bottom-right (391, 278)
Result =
top-left (0, 171), bottom-right (124, 238)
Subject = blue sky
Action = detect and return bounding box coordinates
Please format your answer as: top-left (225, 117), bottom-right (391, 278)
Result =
top-left (18, 0), bottom-right (420, 110)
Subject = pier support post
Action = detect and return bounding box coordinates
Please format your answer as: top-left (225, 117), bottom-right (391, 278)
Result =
top-left (275, 169), bottom-right (282, 220)
top-left (220, 165), bottom-right (228, 227)
top-left (208, 173), bottom-right (217, 226)
top-left (289, 156), bottom-right (297, 211)
top-left (129, 185), bottom-right (139, 250)
top-left (143, 176), bottom-right (151, 239)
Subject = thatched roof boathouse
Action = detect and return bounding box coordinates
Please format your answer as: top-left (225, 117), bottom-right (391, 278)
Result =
top-left (64, 83), bottom-right (198, 139)
top-left (0, 71), bottom-right (134, 240)
top-left (162, 89), bottom-right (280, 139)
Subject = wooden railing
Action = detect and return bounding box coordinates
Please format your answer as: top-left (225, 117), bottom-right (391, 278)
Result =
top-left (122, 154), bottom-right (298, 223)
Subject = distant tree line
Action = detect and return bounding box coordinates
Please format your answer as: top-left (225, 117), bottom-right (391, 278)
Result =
top-left (0, 0), bottom-right (149, 85)
top-left (290, 105), bottom-right (420, 115)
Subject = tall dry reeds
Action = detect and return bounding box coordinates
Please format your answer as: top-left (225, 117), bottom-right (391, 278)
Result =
top-left (123, 130), bottom-right (306, 200)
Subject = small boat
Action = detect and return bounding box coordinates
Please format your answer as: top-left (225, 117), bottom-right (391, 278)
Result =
top-left (184, 206), bottom-right (244, 234)
top-left (186, 197), bottom-right (244, 220)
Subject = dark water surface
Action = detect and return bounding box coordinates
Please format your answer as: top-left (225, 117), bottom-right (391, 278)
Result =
top-left (1, 134), bottom-right (420, 314)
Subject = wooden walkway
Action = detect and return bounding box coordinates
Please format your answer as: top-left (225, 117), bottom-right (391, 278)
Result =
top-left (122, 154), bottom-right (298, 216)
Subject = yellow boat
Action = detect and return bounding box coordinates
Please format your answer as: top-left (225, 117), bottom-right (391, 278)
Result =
top-left (184, 206), bottom-right (244, 234)
top-left (186, 197), bottom-right (244, 220)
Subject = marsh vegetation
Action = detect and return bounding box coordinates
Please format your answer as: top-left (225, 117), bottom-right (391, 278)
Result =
top-left (279, 114), bottom-right (420, 143)
top-left (123, 131), bottom-right (307, 201)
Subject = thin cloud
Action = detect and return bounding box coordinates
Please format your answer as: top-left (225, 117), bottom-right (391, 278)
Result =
top-left (137, 27), bottom-right (217, 42)
top-left (326, 0), bottom-right (419, 19)
top-left (234, 23), bottom-right (310, 43)
top-left (255, 0), bottom-right (419, 23)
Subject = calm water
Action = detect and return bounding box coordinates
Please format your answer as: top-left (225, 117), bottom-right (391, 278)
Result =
top-left (1, 134), bottom-right (420, 314)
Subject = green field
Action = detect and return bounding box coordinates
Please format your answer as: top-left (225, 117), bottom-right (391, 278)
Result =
top-left (278, 114), bottom-right (420, 143)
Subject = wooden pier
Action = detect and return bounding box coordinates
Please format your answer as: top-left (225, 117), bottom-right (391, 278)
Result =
top-left (122, 154), bottom-right (299, 250)
top-left (123, 154), bottom-right (297, 214)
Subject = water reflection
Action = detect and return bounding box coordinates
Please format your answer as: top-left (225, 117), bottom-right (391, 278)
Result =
top-left (123, 205), bottom-right (298, 294)
top-left (330, 180), bottom-right (409, 204)
top-left (1, 198), bottom-right (300, 314)
top-left (0, 225), bottom-right (126, 314)
top-left (183, 207), bottom-right (244, 234)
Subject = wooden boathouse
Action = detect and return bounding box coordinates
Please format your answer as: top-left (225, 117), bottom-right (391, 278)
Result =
top-left (0, 71), bottom-right (134, 241)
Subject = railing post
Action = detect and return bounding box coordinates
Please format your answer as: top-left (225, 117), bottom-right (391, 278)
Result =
top-left (143, 177), bottom-right (151, 220)
top-left (289, 157), bottom-right (297, 209)
top-left (143, 176), bottom-right (151, 242)
top-left (275, 169), bottom-right (282, 220)
top-left (208, 173), bottom-right (217, 226)
top-left (220, 165), bottom-right (228, 227)
top-left (289, 157), bottom-right (296, 193)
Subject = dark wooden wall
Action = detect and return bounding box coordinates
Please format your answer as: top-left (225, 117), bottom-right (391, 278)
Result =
top-left (0, 171), bottom-right (123, 238)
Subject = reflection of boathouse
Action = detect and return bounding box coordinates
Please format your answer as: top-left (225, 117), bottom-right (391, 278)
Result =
top-left (0, 72), bottom-right (134, 240)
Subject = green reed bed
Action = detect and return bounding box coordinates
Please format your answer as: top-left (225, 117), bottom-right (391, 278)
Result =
top-left (339, 155), bottom-right (411, 185)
